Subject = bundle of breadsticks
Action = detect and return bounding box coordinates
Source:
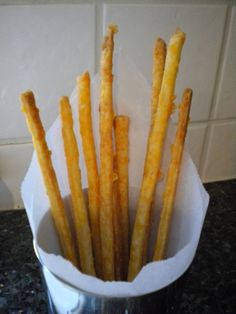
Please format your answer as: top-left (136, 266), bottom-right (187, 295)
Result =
top-left (20, 24), bottom-right (192, 282)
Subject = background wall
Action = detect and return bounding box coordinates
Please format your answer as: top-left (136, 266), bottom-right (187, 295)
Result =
top-left (0, 0), bottom-right (235, 210)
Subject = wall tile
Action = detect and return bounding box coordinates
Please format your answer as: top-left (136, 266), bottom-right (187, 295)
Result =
top-left (202, 120), bottom-right (236, 182)
top-left (214, 7), bottom-right (236, 119)
top-left (0, 143), bottom-right (33, 210)
top-left (0, 5), bottom-right (95, 140)
top-left (185, 123), bottom-right (207, 172)
top-left (104, 4), bottom-right (226, 122)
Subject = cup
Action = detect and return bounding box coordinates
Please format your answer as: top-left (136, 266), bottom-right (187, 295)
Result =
top-left (34, 240), bottom-right (188, 314)
top-left (33, 185), bottom-right (201, 313)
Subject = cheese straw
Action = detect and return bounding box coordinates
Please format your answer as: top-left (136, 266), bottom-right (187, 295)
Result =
top-left (60, 96), bottom-right (95, 276)
top-left (99, 24), bottom-right (118, 280)
top-left (77, 72), bottom-right (102, 278)
top-left (151, 38), bottom-right (167, 126)
top-left (142, 38), bottom-right (167, 265)
top-left (153, 88), bottom-right (192, 261)
top-left (128, 29), bottom-right (186, 281)
top-left (20, 91), bottom-right (78, 267)
top-left (112, 157), bottom-right (123, 281)
top-left (114, 115), bottom-right (130, 279)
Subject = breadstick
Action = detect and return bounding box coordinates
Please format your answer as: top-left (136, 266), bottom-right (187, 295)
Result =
top-left (60, 96), bottom-right (95, 276)
top-left (20, 91), bottom-right (78, 267)
top-left (112, 157), bottom-right (123, 281)
top-left (128, 29), bottom-right (186, 281)
top-left (142, 38), bottom-right (166, 264)
top-left (99, 24), bottom-right (118, 280)
top-left (151, 38), bottom-right (167, 126)
top-left (153, 88), bottom-right (192, 261)
top-left (77, 72), bottom-right (102, 278)
top-left (114, 115), bottom-right (130, 279)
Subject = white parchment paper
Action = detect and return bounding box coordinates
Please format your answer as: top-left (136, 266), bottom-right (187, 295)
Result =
top-left (21, 50), bottom-right (209, 297)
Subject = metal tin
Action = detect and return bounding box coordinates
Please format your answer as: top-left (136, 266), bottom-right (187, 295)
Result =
top-left (34, 240), bottom-right (186, 314)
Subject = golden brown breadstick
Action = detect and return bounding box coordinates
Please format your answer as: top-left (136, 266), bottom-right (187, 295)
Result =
top-left (99, 24), bottom-right (118, 280)
top-left (112, 157), bottom-right (123, 281)
top-left (151, 38), bottom-right (167, 126)
top-left (77, 72), bottom-right (102, 278)
top-left (143, 40), bottom-right (166, 264)
top-left (60, 96), bottom-right (95, 276)
top-left (128, 29), bottom-right (186, 281)
top-left (153, 88), bottom-right (192, 261)
top-left (114, 115), bottom-right (130, 279)
top-left (20, 91), bottom-right (78, 267)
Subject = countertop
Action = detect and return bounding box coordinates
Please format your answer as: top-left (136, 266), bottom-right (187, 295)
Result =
top-left (0, 180), bottom-right (235, 313)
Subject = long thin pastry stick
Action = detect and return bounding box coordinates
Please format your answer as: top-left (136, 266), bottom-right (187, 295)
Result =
top-left (153, 88), bottom-right (192, 261)
top-left (99, 24), bottom-right (118, 280)
top-left (142, 38), bottom-right (166, 265)
top-left (112, 157), bottom-right (123, 281)
top-left (128, 29), bottom-right (186, 281)
top-left (77, 72), bottom-right (102, 278)
top-left (20, 91), bottom-right (78, 267)
top-left (151, 38), bottom-right (167, 125)
top-left (60, 96), bottom-right (95, 276)
top-left (114, 115), bottom-right (130, 279)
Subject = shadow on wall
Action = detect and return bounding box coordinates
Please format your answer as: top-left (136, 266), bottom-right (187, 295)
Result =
top-left (0, 179), bottom-right (14, 210)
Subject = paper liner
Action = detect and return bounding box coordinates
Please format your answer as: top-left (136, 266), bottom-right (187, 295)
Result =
top-left (21, 49), bottom-right (209, 297)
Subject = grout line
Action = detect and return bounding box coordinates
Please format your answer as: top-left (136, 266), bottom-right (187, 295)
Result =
top-left (208, 117), bottom-right (236, 124)
top-left (188, 121), bottom-right (208, 126)
top-left (198, 5), bottom-right (232, 180)
top-left (209, 5), bottom-right (233, 120)
top-left (0, 138), bottom-right (32, 146)
top-left (0, 1), bottom-right (235, 5)
top-left (0, 1), bottom-right (94, 5)
top-left (198, 122), bottom-right (211, 181)
top-left (0, 1), bottom-right (95, 6)
top-left (175, 116), bottom-right (236, 126)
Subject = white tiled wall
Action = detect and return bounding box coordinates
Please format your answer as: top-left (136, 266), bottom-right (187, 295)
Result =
top-left (202, 121), bottom-right (236, 182)
top-left (0, 143), bottom-right (33, 209)
top-left (0, 4), bottom-right (95, 140)
top-left (213, 7), bottom-right (236, 119)
top-left (104, 4), bottom-right (226, 122)
top-left (0, 1), bottom-right (235, 210)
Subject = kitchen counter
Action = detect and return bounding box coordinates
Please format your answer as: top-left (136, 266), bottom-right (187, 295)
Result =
top-left (0, 179), bottom-right (235, 313)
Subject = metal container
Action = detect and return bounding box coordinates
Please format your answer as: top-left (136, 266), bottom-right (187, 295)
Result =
top-left (34, 241), bottom-right (187, 314)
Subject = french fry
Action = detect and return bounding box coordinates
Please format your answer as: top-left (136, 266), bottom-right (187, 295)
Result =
top-left (112, 157), bottom-right (123, 281)
top-left (128, 29), bottom-right (186, 281)
top-left (20, 91), bottom-right (78, 267)
top-left (77, 72), bottom-right (102, 278)
top-left (151, 38), bottom-right (167, 126)
top-left (153, 88), bottom-right (192, 261)
top-left (99, 24), bottom-right (118, 280)
top-left (60, 96), bottom-right (95, 276)
top-left (114, 115), bottom-right (130, 279)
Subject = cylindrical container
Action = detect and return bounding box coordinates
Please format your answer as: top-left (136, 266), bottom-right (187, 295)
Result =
top-left (34, 240), bottom-right (187, 314)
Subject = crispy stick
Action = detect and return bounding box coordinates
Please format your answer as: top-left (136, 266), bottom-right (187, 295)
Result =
top-left (128, 29), bottom-right (186, 281)
top-left (20, 91), bottom-right (78, 267)
top-left (151, 38), bottom-right (167, 126)
top-left (153, 88), bottom-right (192, 261)
top-left (77, 72), bottom-right (102, 278)
top-left (114, 115), bottom-right (130, 279)
top-left (99, 24), bottom-right (118, 280)
top-left (60, 96), bottom-right (95, 276)
top-left (112, 156), bottom-right (123, 281)
top-left (142, 38), bottom-right (167, 265)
